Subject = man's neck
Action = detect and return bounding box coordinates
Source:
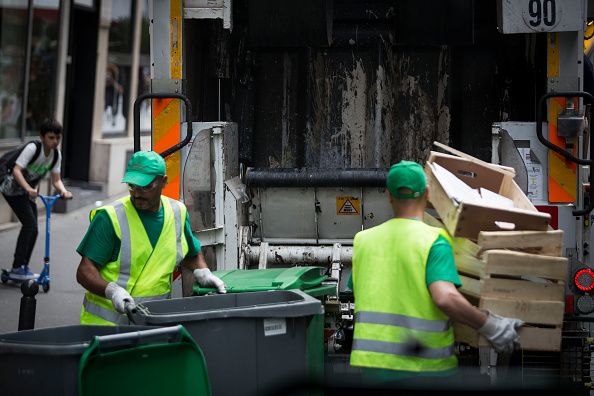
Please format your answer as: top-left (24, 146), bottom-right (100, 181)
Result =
top-left (393, 210), bottom-right (423, 219)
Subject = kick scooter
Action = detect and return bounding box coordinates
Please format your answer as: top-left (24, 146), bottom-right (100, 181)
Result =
top-left (1, 194), bottom-right (62, 292)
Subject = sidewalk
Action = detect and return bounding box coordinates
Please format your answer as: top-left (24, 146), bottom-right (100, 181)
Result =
top-left (0, 193), bottom-right (119, 334)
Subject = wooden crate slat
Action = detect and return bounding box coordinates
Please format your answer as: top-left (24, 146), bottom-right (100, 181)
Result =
top-left (426, 163), bottom-right (459, 236)
top-left (452, 237), bottom-right (481, 258)
top-left (453, 322), bottom-right (562, 352)
top-left (459, 275), bottom-right (482, 299)
top-left (482, 278), bottom-right (564, 302)
top-left (477, 230), bottom-right (563, 256)
top-left (482, 250), bottom-right (568, 281)
top-left (455, 253), bottom-right (485, 278)
top-left (479, 297), bottom-right (564, 326)
top-left (455, 203), bottom-right (549, 238)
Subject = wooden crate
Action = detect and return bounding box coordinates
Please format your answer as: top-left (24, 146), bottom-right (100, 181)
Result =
top-left (425, 212), bottom-right (566, 351)
top-left (453, 322), bottom-right (563, 352)
top-left (454, 232), bottom-right (567, 352)
top-left (426, 151), bottom-right (551, 240)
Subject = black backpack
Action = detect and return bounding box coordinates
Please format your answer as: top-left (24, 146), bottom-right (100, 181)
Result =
top-left (0, 141), bottom-right (59, 182)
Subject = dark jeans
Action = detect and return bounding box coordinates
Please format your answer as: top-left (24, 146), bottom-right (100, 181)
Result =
top-left (2, 193), bottom-right (38, 269)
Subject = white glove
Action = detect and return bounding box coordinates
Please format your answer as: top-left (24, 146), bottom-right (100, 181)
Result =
top-left (105, 282), bottom-right (135, 314)
top-left (193, 268), bottom-right (226, 293)
top-left (478, 311), bottom-right (524, 353)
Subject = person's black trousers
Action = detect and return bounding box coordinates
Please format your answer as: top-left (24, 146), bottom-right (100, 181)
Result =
top-left (2, 193), bottom-right (38, 269)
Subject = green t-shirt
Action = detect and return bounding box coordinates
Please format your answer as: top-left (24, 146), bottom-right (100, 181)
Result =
top-left (76, 205), bottom-right (201, 267)
top-left (346, 235), bottom-right (461, 289)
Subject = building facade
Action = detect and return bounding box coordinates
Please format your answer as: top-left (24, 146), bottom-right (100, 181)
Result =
top-left (0, 0), bottom-right (150, 224)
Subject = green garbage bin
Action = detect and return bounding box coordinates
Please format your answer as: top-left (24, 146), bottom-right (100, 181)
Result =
top-left (192, 266), bottom-right (336, 297)
top-left (79, 325), bottom-right (210, 396)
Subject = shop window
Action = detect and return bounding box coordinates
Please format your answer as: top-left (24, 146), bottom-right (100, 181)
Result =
top-left (0, 0), bottom-right (60, 141)
top-left (0, 0), bottom-right (28, 139)
top-left (102, 0), bottom-right (132, 136)
top-left (26, 0), bottom-right (60, 136)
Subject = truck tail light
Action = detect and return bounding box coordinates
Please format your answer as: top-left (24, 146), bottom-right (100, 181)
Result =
top-left (574, 268), bottom-right (594, 292)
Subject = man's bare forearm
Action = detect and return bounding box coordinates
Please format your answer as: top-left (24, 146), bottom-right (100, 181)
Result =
top-left (76, 256), bottom-right (109, 297)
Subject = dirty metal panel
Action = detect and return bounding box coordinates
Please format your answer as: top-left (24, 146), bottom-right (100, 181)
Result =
top-left (305, 46), bottom-right (450, 169)
top-left (362, 187), bottom-right (393, 230)
top-left (182, 127), bottom-right (214, 231)
top-left (255, 187), bottom-right (317, 240)
top-left (221, 122), bottom-right (239, 180)
top-left (316, 187), bottom-right (363, 240)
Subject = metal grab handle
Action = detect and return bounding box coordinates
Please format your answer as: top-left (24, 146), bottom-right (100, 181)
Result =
top-left (133, 92), bottom-right (194, 158)
top-left (536, 91), bottom-right (594, 216)
top-left (94, 325), bottom-right (184, 350)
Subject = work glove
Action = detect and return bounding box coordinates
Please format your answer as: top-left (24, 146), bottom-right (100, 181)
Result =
top-left (478, 311), bottom-right (524, 354)
top-left (193, 268), bottom-right (227, 293)
top-left (105, 282), bottom-right (135, 314)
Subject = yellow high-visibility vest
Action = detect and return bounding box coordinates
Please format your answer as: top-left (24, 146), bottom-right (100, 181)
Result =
top-left (80, 196), bottom-right (188, 325)
top-left (350, 218), bottom-right (457, 373)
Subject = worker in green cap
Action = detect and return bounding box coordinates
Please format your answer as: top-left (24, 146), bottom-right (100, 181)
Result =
top-left (349, 160), bottom-right (523, 381)
top-left (76, 150), bottom-right (226, 325)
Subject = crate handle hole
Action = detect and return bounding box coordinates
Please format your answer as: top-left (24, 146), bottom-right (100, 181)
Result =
top-left (456, 170), bottom-right (477, 178)
top-left (494, 221), bottom-right (516, 230)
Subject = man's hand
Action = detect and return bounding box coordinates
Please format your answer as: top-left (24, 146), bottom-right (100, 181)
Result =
top-left (478, 311), bottom-right (524, 353)
top-left (193, 268), bottom-right (226, 293)
top-left (26, 188), bottom-right (38, 201)
top-left (104, 282), bottom-right (135, 313)
top-left (60, 190), bottom-right (73, 199)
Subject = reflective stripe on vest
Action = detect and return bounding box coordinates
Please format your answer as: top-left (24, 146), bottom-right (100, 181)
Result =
top-left (355, 311), bottom-right (451, 333)
top-left (352, 339), bottom-right (455, 360)
top-left (83, 292), bottom-right (170, 324)
top-left (114, 201), bottom-right (131, 289)
top-left (169, 198), bottom-right (183, 265)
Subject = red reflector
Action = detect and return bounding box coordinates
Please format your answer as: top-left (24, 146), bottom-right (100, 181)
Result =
top-left (565, 294), bottom-right (575, 314)
top-left (575, 269), bottom-right (594, 291)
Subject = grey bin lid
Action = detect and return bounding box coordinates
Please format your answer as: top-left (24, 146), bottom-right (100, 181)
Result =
top-left (0, 325), bottom-right (149, 355)
top-left (129, 289), bottom-right (324, 326)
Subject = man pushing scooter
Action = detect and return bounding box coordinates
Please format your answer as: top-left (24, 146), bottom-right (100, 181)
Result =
top-left (0, 119), bottom-right (72, 281)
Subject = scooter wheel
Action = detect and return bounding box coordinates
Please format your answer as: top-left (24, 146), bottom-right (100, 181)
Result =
top-left (1, 272), bottom-right (7, 283)
top-left (42, 283), bottom-right (50, 293)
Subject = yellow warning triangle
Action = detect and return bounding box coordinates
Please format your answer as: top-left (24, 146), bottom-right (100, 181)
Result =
top-left (339, 199), bottom-right (358, 214)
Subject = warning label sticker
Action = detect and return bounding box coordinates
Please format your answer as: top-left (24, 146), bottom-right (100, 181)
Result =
top-left (336, 196), bottom-right (361, 215)
top-left (263, 318), bottom-right (287, 336)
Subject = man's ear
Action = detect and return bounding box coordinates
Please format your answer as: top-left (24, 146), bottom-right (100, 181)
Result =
top-left (162, 175), bottom-right (168, 185)
top-left (387, 189), bottom-right (394, 205)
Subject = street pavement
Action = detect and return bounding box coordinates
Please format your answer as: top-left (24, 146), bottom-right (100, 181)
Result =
top-left (0, 196), bottom-right (112, 334)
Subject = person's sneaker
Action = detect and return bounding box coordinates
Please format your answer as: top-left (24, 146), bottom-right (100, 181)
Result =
top-left (9, 266), bottom-right (38, 281)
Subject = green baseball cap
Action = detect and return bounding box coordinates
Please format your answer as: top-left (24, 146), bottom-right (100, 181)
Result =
top-left (386, 160), bottom-right (427, 200)
top-left (121, 151), bottom-right (166, 187)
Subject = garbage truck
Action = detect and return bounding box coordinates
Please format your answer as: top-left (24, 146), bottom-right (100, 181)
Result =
top-left (137, 0), bottom-right (594, 391)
